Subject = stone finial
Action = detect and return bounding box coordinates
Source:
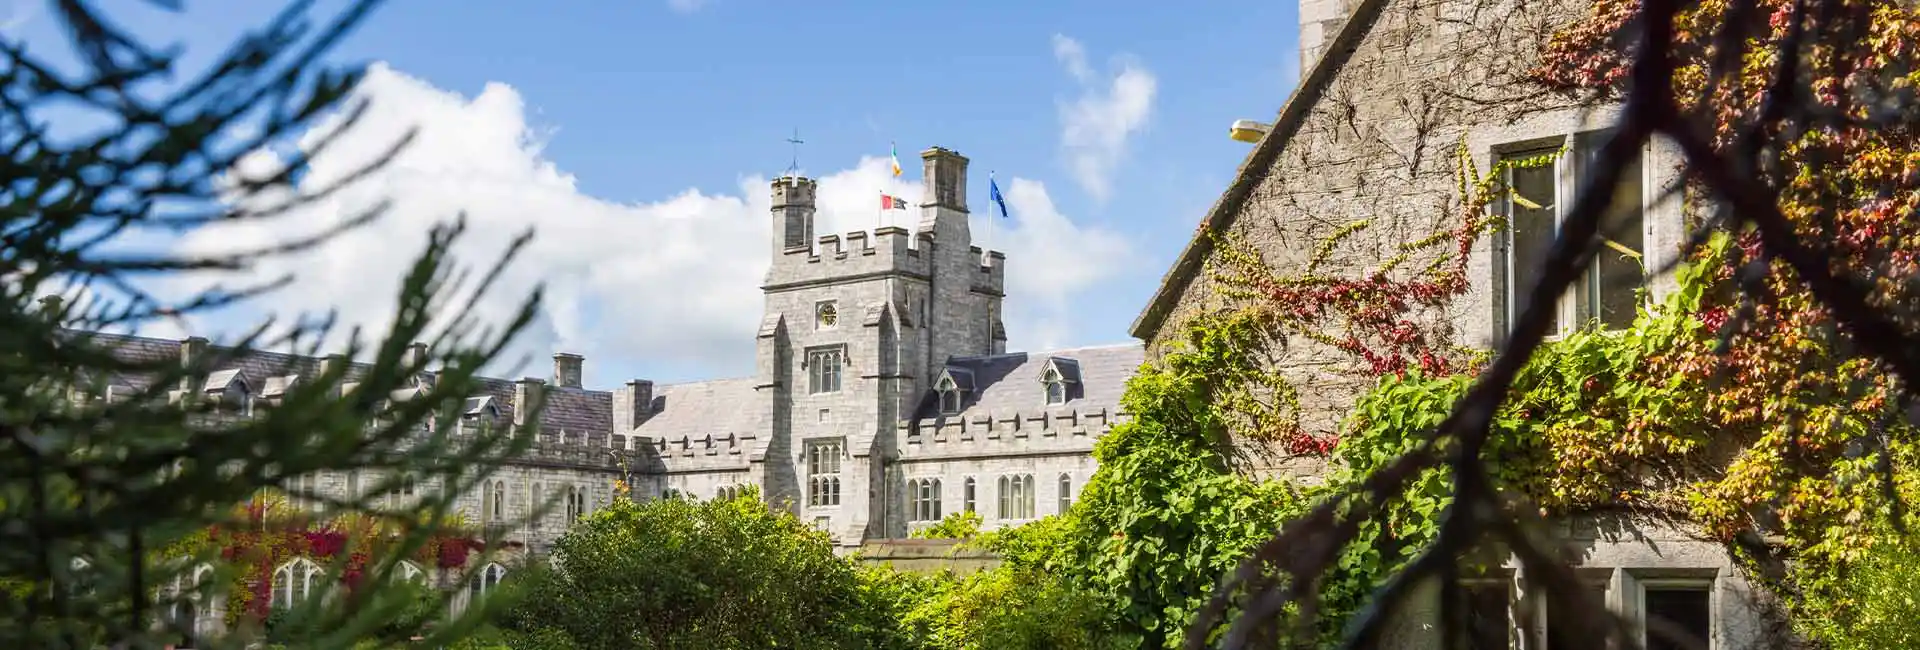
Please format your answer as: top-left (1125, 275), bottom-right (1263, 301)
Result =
top-left (553, 352), bottom-right (584, 389)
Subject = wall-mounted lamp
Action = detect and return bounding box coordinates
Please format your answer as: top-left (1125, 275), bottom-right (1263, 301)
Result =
top-left (1230, 119), bottom-right (1273, 144)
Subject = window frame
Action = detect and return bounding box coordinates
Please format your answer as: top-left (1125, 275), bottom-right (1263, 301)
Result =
top-left (565, 484), bottom-right (586, 523)
top-left (1496, 131), bottom-right (1649, 339)
top-left (935, 375), bottom-right (963, 415)
top-left (271, 558), bottom-right (324, 610)
top-left (806, 438), bottom-right (844, 508)
top-left (1057, 473), bottom-right (1073, 513)
top-left (385, 474), bottom-right (417, 510)
top-left (962, 477), bottom-right (977, 513)
top-left (1041, 367), bottom-right (1067, 406)
top-left (1637, 578), bottom-right (1715, 650)
top-left (909, 477), bottom-right (943, 522)
top-left (1458, 576), bottom-right (1515, 650)
top-left (484, 479), bottom-right (507, 524)
top-left (806, 347), bottom-right (845, 395)
top-left (997, 474), bottom-right (1034, 520)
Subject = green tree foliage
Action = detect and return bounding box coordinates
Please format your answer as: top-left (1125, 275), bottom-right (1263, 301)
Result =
top-left (909, 511), bottom-right (983, 540)
top-left (0, 1), bottom-right (543, 647)
top-left (500, 489), bottom-right (896, 650)
top-left (957, 318), bottom-right (1312, 649)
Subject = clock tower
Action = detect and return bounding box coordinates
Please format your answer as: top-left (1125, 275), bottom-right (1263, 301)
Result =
top-left (748, 147), bottom-right (1005, 545)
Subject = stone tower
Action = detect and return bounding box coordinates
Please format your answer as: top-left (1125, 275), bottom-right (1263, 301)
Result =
top-left (749, 149), bottom-right (1006, 544)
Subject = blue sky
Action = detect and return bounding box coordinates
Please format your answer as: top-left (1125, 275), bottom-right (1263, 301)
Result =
top-left (15, 0), bottom-right (1301, 386)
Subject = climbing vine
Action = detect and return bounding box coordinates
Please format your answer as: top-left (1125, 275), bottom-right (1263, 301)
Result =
top-left (996, 0), bottom-right (1920, 645)
top-left (157, 493), bottom-right (505, 627)
top-left (1204, 140), bottom-right (1561, 456)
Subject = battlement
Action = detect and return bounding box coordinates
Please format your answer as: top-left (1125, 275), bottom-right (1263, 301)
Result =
top-left (765, 225), bottom-right (931, 289)
top-left (895, 406), bottom-right (1132, 460)
top-left (514, 440), bottom-right (626, 471)
top-left (971, 247), bottom-right (1007, 296)
top-left (637, 431), bottom-right (759, 474)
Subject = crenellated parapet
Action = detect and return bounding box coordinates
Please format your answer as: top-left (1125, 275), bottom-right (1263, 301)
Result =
top-left (895, 405), bottom-right (1132, 461)
top-left (764, 225), bottom-right (932, 291)
top-left (641, 431), bottom-right (759, 465)
top-left (970, 248), bottom-right (1007, 297)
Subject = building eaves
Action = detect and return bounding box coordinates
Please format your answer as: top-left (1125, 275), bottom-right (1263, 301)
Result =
top-left (1127, 0), bottom-right (1392, 342)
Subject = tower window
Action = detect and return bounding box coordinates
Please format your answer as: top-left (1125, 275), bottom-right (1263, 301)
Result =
top-left (1057, 473), bottom-right (1073, 513)
top-left (963, 477), bottom-right (977, 513)
top-left (807, 349), bottom-right (843, 395)
top-left (806, 438), bottom-right (843, 507)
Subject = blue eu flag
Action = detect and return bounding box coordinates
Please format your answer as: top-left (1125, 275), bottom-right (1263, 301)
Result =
top-left (989, 174), bottom-right (1010, 219)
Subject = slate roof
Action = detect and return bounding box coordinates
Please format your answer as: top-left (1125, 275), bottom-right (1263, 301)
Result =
top-left (629, 378), bottom-right (759, 440)
top-left (71, 331), bottom-right (614, 441)
top-left (911, 343), bottom-right (1145, 420)
top-left (71, 330), bottom-right (1144, 445)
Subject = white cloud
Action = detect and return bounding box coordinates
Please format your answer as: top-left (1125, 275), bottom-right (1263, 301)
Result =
top-left (161, 63), bottom-right (1127, 384)
top-left (1051, 34), bottom-right (1156, 203)
top-left (993, 177), bottom-right (1130, 351)
top-left (666, 0), bottom-right (707, 14)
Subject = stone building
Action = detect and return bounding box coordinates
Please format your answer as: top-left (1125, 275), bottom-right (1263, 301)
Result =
top-left (86, 145), bottom-right (1141, 564)
top-left (1128, 0), bottom-right (1786, 647)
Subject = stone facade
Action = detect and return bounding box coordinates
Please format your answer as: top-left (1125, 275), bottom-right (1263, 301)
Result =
top-left (1129, 0), bottom-right (1788, 646)
top-left (87, 145), bottom-right (1142, 559)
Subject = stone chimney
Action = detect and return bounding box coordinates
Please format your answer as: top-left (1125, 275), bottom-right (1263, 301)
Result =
top-left (613, 379), bottom-right (654, 432)
top-left (513, 376), bottom-right (545, 432)
top-left (631, 379), bottom-right (654, 422)
top-left (318, 353), bottom-right (348, 377)
top-left (553, 353), bottom-right (584, 389)
top-left (1299, 0), bottom-right (1357, 73)
top-left (403, 342), bottom-right (429, 372)
top-left (178, 337), bottom-right (209, 392)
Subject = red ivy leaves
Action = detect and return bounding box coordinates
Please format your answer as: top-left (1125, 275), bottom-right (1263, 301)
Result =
top-left (1533, 0), bottom-right (1920, 550)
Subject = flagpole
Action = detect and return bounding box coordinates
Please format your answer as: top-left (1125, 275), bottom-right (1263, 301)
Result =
top-left (986, 171), bottom-right (996, 266)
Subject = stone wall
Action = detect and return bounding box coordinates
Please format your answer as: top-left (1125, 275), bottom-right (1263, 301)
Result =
top-left (1151, 0), bottom-right (1689, 440)
top-left (1130, 0), bottom-right (1771, 644)
top-left (854, 539), bottom-right (1000, 575)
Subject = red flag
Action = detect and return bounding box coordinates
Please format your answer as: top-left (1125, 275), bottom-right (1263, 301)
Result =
top-left (880, 194), bottom-right (907, 210)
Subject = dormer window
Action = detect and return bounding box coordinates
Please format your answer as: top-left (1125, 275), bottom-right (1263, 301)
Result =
top-left (934, 366), bottom-right (974, 415)
top-left (460, 396), bottom-right (500, 435)
top-left (1038, 357), bottom-right (1080, 407)
top-left (203, 369), bottom-right (254, 414)
top-left (261, 374), bottom-right (298, 408)
top-left (937, 377), bottom-right (962, 415)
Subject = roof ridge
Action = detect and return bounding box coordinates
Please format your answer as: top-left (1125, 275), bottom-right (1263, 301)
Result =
top-left (949, 342), bottom-right (1143, 363)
